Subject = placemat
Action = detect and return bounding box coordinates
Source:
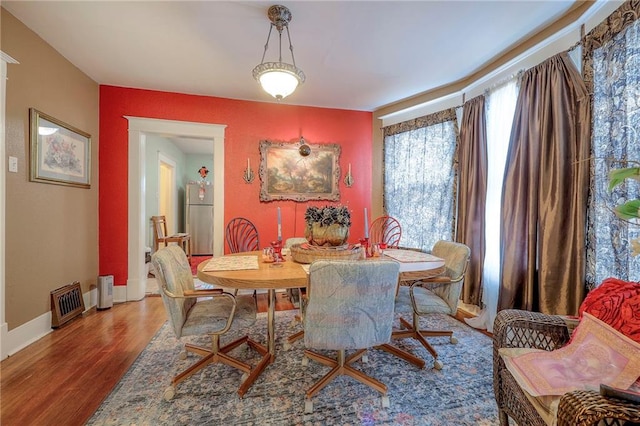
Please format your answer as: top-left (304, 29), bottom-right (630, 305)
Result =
top-left (201, 256), bottom-right (259, 272)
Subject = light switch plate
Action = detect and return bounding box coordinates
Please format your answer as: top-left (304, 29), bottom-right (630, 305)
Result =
top-left (9, 156), bottom-right (18, 173)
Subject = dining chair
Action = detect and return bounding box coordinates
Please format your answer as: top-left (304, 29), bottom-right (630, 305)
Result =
top-left (392, 240), bottom-right (470, 369)
top-left (368, 215), bottom-right (402, 248)
top-left (151, 215), bottom-right (191, 261)
top-left (151, 245), bottom-right (267, 400)
top-left (225, 217), bottom-right (260, 253)
top-left (302, 259), bottom-right (400, 413)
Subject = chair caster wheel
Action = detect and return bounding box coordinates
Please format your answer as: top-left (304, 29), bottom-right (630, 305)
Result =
top-left (179, 350), bottom-right (187, 360)
top-left (304, 399), bottom-right (313, 414)
top-left (301, 356), bottom-right (309, 367)
top-left (163, 385), bottom-right (176, 401)
top-left (450, 336), bottom-right (458, 344)
top-left (381, 395), bottom-right (390, 408)
top-left (361, 354), bottom-right (369, 363)
top-left (433, 359), bottom-right (443, 370)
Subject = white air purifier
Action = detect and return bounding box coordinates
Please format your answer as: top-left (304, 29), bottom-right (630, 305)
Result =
top-left (97, 275), bottom-right (114, 310)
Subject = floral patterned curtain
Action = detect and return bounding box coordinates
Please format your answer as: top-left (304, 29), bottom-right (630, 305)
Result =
top-left (383, 109), bottom-right (458, 252)
top-left (584, 1), bottom-right (640, 288)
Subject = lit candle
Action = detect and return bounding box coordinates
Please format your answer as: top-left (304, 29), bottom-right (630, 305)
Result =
top-left (247, 158), bottom-right (250, 170)
top-left (277, 207), bottom-right (282, 241)
top-left (348, 163), bottom-right (352, 175)
top-left (364, 208), bottom-right (369, 238)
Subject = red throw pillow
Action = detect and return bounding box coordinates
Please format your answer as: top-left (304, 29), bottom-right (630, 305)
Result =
top-left (579, 277), bottom-right (640, 343)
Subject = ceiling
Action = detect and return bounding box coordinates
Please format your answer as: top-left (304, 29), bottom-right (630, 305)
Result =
top-left (3, 0), bottom-right (593, 114)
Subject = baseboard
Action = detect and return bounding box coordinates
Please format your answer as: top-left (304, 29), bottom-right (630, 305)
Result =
top-left (2, 288), bottom-right (98, 360)
top-left (114, 285), bottom-right (128, 303)
top-left (0, 321), bottom-right (8, 360)
top-left (3, 311), bottom-right (52, 358)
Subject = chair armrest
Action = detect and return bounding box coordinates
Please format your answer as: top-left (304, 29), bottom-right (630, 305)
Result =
top-left (183, 288), bottom-right (224, 297)
top-left (493, 309), bottom-right (570, 352)
top-left (557, 389), bottom-right (640, 426)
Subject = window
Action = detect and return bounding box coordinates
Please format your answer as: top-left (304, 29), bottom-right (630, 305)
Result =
top-left (383, 114), bottom-right (457, 252)
top-left (588, 18), bottom-right (640, 285)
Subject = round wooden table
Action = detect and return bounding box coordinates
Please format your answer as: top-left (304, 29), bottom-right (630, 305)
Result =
top-left (197, 251), bottom-right (307, 397)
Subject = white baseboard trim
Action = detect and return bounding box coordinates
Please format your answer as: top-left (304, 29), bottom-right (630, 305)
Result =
top-left (2, 289), bottom-right (100, 360)
top-left (3, 311), bottom-right (52, 358)
top-left (0, 321), bottom-right (8, 361)
top-left (114, 285), bottom-right (128, 303)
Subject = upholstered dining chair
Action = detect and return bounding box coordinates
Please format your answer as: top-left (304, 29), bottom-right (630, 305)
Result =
top-left (151, 215), bottom-right (191, 260)
top-left (151, 245), bottom-right (267, 400)
top-left (302, 259), bottom-right (400, 413)
top-left (368, 215), bottom-right (402, 248)
top-left (392, 240), bottom-right (470, 369)
top-left (225, 217), bottom-right (260, 253)
top-left (284, 236), bottom-right (309, 308)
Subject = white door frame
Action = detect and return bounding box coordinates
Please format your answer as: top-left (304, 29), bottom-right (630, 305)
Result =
top-left (1, 52), bottom-right (19, 360)
top-left (126, 117), bottom-right (225, 301)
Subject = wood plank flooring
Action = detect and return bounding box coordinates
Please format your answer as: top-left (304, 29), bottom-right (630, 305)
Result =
top-left (0, 293), bottom-right (295, 426)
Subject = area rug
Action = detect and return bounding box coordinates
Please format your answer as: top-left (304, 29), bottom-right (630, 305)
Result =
top-left (88, 310), bottom-right (499, 425)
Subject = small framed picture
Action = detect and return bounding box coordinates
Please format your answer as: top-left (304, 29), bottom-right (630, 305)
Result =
top-left (29, 108), bottom-right (91, 188)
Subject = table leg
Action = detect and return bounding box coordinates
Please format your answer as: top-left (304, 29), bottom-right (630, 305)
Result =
top-left (267, 288), bottom-right (276, 357)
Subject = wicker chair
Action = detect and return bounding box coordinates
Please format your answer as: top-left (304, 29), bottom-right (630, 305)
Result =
top-left (493, 309), bottom-right (640, 426)
top-left (225, 217), bottom-right (259, 253)
top-left (368, 215), bottom-right (402, 248)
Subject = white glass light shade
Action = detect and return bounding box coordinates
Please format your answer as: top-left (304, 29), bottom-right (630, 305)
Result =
top-left (253, 62), bottom-right (305, 100)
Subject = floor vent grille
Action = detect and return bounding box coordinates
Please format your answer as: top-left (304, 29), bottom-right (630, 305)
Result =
top-left (51, 281), bottom-right (85, 328)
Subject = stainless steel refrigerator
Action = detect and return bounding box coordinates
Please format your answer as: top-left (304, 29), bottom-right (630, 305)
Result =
top-left (186, 182), bottom-right (213, 255)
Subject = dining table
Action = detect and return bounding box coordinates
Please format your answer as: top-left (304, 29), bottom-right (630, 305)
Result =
top-left (197, 248), bottom-right (445, 396)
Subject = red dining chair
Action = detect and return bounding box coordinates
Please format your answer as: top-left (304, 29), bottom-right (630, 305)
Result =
top-left (225, 217), bottom-right (260, 253)
top-left (368, 216), bottom-right (402, 248)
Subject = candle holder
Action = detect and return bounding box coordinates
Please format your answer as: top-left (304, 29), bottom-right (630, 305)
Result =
top-left (359, 237), bottom-right (371, 258)
top-left (243, 164), bottom-right (255, 184)
top-left (270, 240), bottom-right (285, 262)
top-left (344, 166), bottom-right (354, 187)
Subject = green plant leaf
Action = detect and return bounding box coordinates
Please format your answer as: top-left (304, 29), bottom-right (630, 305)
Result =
top-left (608, 167), bottom-right (640, 191)
top-left (613, 199), bottom-right (640, 220)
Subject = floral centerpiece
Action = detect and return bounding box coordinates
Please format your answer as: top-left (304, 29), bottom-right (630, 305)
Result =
top-left (304, 205), bottom-right (351, 247)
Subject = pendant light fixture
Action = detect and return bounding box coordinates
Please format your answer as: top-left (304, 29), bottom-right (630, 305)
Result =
top-left (252, 5), bottom-right (305, 100)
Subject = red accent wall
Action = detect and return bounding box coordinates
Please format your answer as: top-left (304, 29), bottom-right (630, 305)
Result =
top-left (99, 86), bottom-right (373, 285)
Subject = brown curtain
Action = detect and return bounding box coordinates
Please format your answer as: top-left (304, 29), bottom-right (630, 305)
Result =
top-left (457, 96), bottom-right (487, 306)
top-left (499, 52), bottom-right (591, 316)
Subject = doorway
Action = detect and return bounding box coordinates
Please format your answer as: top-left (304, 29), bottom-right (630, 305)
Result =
top-left (158, 154), bottom-right (177, 235)
top-left (126, 117), bottom-right (226, 301)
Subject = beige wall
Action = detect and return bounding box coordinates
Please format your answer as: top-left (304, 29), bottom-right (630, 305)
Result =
top-left (2, 9), bottom-right (99, 330)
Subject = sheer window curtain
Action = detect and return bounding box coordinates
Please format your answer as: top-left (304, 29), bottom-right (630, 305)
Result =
top-left (585, 11), bottom-right (640, 287)
top-left (383, 110), bottom-right (458, 252)
top-left (499, 52), bottom-right (591, 315)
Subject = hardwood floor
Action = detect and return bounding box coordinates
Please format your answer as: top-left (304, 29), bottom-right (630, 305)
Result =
top-left (0, 292), bottom-right (295, 426)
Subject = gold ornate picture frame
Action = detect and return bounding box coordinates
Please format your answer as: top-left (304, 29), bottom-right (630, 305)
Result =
top-left (259, 139), bottom-right (341, 202)
top-left (29, 108), bottom-right (91, 188)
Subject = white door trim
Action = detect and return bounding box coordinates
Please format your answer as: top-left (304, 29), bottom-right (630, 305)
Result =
top-left (125, 117), bottom-right (225, 301)
top-left (1, 51), bottom-right (19, 360)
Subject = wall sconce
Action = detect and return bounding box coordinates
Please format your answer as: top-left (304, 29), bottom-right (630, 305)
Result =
top-left (243, 158), bottom-right (255, 183)
top-left (344, 163), bottom-right (354, 187)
